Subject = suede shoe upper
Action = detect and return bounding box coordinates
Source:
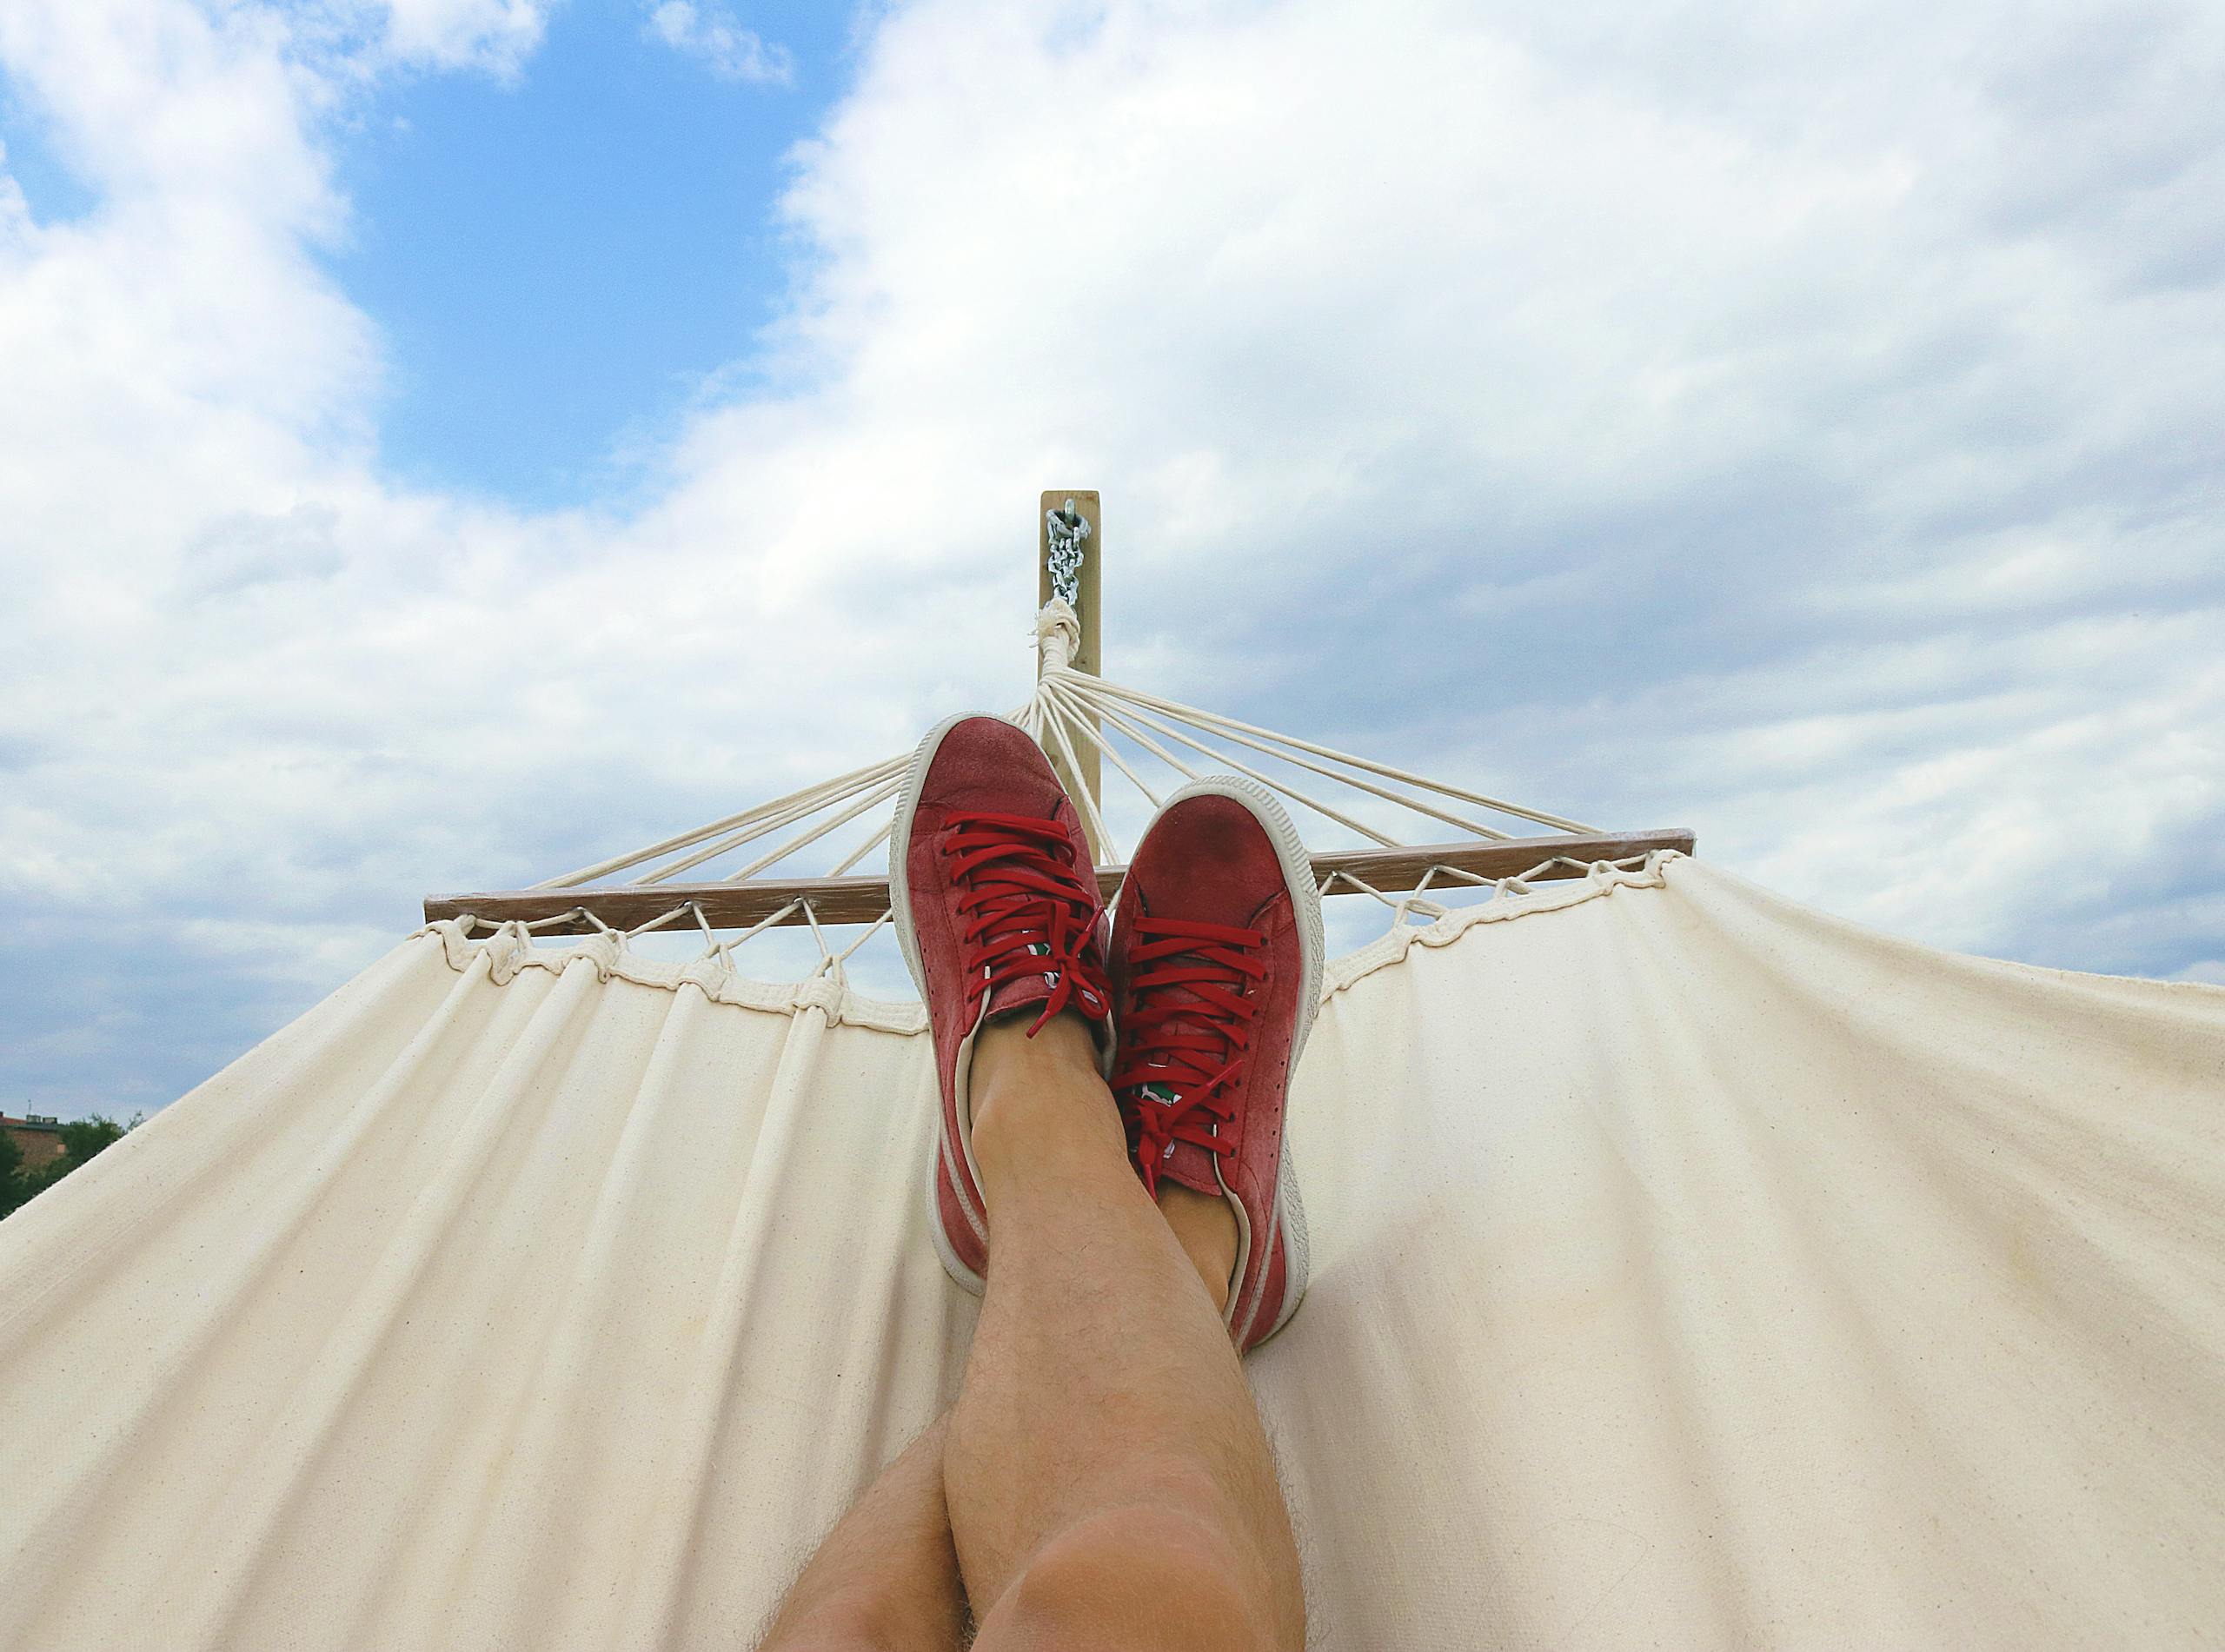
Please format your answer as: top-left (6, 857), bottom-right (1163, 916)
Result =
top-left (893, 714), bottom-right (1111, 1291)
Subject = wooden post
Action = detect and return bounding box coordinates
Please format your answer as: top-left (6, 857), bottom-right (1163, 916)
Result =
top-left (1039, 489), bottom-right (1103, 855)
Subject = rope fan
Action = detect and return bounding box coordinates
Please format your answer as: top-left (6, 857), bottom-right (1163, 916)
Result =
top-left (426, 492), bottom-right (1694, 959)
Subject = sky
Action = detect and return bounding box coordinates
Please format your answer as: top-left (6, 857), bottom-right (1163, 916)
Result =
top-left (1, 0), bottom-right (2221, 1121)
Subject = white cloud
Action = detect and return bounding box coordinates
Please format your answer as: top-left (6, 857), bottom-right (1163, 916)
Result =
top-left (296, 0), bottom-right (550, 74)
top-left (1, 0), bottom-right (2222, 1117)
top-left (353, 0), bottom-right (545, 70)
top-left (644, 1), bottom-right (792, 84)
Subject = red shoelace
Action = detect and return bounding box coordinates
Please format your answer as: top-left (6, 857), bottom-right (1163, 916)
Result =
top-left (942, 811), bottom-right (1110, 1032)
top-left (1112, 915), bottom-right (1266, 1194)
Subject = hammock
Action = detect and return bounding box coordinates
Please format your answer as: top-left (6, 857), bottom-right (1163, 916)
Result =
top-left (3, 853), bottom-right (2220, 1648)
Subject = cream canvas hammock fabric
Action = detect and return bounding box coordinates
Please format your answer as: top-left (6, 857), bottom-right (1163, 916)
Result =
top-left (3, 852), bottom-right (2222, 1649)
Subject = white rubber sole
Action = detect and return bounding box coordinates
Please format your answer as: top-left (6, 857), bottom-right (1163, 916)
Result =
top-left (890, 713), bottom-right (992, 1297)
top-left (1140, 774), bottom-right (1323, 1348)
top-left (887, 714), bottom-right (962, 1010)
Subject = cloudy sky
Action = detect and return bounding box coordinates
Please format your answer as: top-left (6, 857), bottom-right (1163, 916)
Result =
top-left (3, 0), bottom-right (2221, 1120)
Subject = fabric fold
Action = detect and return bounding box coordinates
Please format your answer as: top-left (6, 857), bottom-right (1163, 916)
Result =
top-left (2, 859), bottom-right (2219, 1649)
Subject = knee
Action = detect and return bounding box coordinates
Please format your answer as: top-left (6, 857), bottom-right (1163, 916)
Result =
top-left (981, 1504), bottom-right (1284, 1652)
top-left (756, 1587), bottom-right (953, 1652)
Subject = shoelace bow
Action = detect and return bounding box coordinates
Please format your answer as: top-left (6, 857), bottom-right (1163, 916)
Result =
top-left (943, 811), bottom-right (1110, 1032)
top-left (1112, 915), bottom-right (1266, 1194)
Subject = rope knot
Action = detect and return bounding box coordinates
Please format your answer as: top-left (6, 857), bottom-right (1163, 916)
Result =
top-left (1034, 600), bottom-right (1082, 673)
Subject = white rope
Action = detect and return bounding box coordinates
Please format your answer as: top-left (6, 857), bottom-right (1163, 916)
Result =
top-left (1054, 669), bottom-right (1513, 841)
top-left (1318, 869), bottom-right (1407, 910)
top-left (1075, 674), bottom-right (1595, 835)
top-left (1073, 688), bottom-right (1401, 848)
top-left (822, 700), bottom-right (1034, 879)
top-left (1035, 600), bottom-right (1082, 673)
top-left (536, 753), bottom-right (906, 889)
top-left (454, 906), bottom-right (596, 938)
top-left (1318, 849), bottom-right (1663, 929)
top-left (710, 899), bottom-right (806, 968)
top-left (565, 700), bottom-right (1033, 892)
top-left (1074, 694), bottom-right (1205, 783)
top-left (510, 621), bottom-right (1604, 932)
top-left (825, 819), bottom-right (894, 878)
top-left (624, 901), bottom-right (701, 939)
top-left (827, 698), bottom-right (1032, 885)
top-left (1039, 678), bottom-right (1164, 808)
top-left (1394, 865), bottom-right (1453, 926)
top-left (709, 775), bottom-right (905, 886)
top-left (800, 902), bottom-right (837, 979)
top-left (1414, 864), bottom-right (1493, 889)
top-left (834, 908), bottom-right (894, 965)
top-left (1033, 687), bottom-right (1119, 861)
top-left (632, 766), bottom-right (902, 886)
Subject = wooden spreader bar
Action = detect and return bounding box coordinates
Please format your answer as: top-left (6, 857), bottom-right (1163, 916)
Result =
top-left (424, 828), bottom-right (1695, 936)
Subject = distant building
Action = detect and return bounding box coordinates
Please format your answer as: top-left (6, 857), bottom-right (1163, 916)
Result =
top-left (3, 1114), bottom-right (69, 1172)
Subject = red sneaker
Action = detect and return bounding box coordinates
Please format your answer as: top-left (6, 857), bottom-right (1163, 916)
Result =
top-left (1109, 776), bottom-right (1323, 1350)
top-left (891, 713), bottom-right (1114, 1294)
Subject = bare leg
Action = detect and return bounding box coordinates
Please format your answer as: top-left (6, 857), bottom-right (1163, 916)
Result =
top-left (1158, 1184), bottom-right (1239, 1312)
top-left (948, 1012), bottom-right (1305, 1651)
top-left (756, 1416), bottom-right (966, 1652)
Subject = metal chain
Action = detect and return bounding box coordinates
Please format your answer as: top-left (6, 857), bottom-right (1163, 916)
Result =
top-left (1046, 499), bottom-right (1091, 607)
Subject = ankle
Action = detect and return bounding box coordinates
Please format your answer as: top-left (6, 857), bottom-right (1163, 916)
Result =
top-left (973, 1007), bottom-right (1099, 1096)
top-left (970, 1013), bottom-right (1125, 1188)
top-left (1158, 1183), bottom-right (1239, 1313)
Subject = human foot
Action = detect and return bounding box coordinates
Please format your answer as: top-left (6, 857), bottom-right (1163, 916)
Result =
top-left (1108, 776), bottom-right (1324, 1350)
top-left (890, 713), bottom-right (1113, 1294)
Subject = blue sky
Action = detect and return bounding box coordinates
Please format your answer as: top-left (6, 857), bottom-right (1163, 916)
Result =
top-left (331, 3), bottom-right (852, 506)
top-left (1, 0), bottom-right (2222, 1120)
top-left (0, 89), bottom-right (93, 220)
top-left (0, 2), bottom-right (851, 504)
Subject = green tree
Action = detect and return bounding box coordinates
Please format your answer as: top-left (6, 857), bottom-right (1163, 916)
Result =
top-left (50, 1114), bottom-right (130, 1172)
top-left (0, 1127), bottom-right (24, 1218)
top-left (0, 1112), bottom-right (139, 1218)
